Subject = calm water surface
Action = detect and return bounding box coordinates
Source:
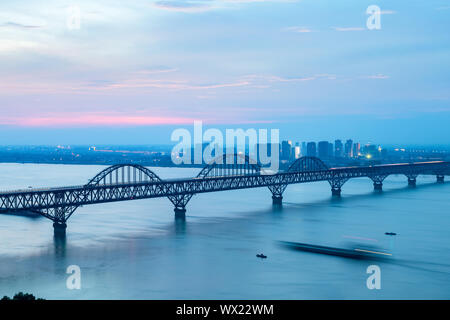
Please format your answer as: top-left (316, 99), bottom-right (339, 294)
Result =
top-left (0, 163), bottom-right (449, 299)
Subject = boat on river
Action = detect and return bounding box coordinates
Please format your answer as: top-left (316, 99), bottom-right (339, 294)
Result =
top-left (279, 241), bottom-right (392, 260)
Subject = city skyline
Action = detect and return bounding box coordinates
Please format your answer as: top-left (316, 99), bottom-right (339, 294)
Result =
top-left (2, 136), bottom-right (448, 171)
top-left (0, 0), bottom-right (450, 145)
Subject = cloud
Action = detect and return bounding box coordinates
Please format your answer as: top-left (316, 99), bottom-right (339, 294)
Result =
top-left (362, 74), bottom-right (390, 79)
top-left (332, 26), bottom-right (365, 32)
top-left (100, 79), bottom-right (251, 90)
top-left (436, 5), bottom-right (450, 11)
top-left (153, 1), bottom-right (215, 13)
top-left (152, 0), bottom-right (298, 13)
top-left (0, 110), bottom-right (278, 127)
top-left (379, 10), bottom-right (396, 15)
top-left (0, 113), bottom-right (197, 127)
top-left (1, 21), bottom-right (44, 29)
top-left (0, 39), bottom-right (42, 53)
top-left (284, 26), bottom-right (313, 33)
top-left (242, 74), bottom-right (336, 84)
top-left (267, 75), bottom-right (316, 82)
top-left (89, 72), bottom-right (341, 93)
top-left (223, 0), bottom-right (297, 3)
top-left (132, 67), bottom-right (179, 75)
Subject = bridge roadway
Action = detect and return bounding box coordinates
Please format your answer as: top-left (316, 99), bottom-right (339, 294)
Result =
top-left (0, 155), bottom-right (448, 236)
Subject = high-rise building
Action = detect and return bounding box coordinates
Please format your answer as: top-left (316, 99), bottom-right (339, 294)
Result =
top-left (301, 142), bottom-right (307, 157)
top-left (334, 140), bottom-right (343, 158)
top-left (294, 145), bottom-right (301, 159)
top-left (281, 140), bottom-right (292, 161)
top-left (352, 143), bottom-right (361, 157)
top-left (307, 142), bottom-right (316, 157)
top-left (345, 139), bottom-right (353, 158)
top-left (318, 141), bottom-right (329, 159)
top-left (363, 144), bottom-right (379, 159)
top-left (328, 142), bottom-right (334, 159)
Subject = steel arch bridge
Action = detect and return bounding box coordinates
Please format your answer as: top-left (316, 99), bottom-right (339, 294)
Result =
top-left (268, 156), bottom-right (329, 203)
top-left (37, 164), bottom-right (166, 223)
top-left (170, 154), bottom-right (262, 215)
top-left (0, 156), bottom-right (449, 235)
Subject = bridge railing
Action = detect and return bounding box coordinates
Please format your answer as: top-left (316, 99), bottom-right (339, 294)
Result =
top-left (0, 158), bottom-right (449, 236)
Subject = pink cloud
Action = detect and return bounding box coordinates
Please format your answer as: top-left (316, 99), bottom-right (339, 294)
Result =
top-left (0, 114), bottom-right (197, 127)
top-left (0, 111), bottom-right (277, 128)
top-left (100, 79), bottom-right (251, 90)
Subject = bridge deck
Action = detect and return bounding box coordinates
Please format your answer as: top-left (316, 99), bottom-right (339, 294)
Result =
top-left (0, 160), bottom-right (447, 195)
top-left (0, 160), bottom-right (448, 228)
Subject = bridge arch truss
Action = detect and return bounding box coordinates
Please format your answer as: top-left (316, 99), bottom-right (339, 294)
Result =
top-left (0, 157), bottom-right (449, 236)
top-left (170, 154), bottom-right (261, 211)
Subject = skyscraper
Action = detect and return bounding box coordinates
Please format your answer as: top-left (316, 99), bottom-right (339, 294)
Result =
top-left (281, 140), bottom-right (292, 161)
top-left (345, 139), bottom-right (353, 158)
top-left (335, 140), bottom-right (343, 158)
top-left (353, 142), bottom-right (361, 157)
top-left (328, 142), bottom-right (334, 159)
top-left (363, 144), bottom-right (380, 159)
top-left (307, 142), bottom-right (316, 157)
top-left (294, 145), bottom-right (301, 159)
top-left (318, 141), bottom-right (329, 159)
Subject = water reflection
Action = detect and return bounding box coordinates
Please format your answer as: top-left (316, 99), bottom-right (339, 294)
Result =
top-left (174, 216), bottom-right (187, 236)
top-left (271, 203), bottom-right (283, 213)
top-left (53, 234), bottom-right (66, 258)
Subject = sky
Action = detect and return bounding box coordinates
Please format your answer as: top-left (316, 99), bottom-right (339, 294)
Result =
top-left (0, 0), bottom-right (449, 145)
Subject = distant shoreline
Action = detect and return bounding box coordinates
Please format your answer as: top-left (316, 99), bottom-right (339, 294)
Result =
top-left (0, 160), bottom-right (205, 169)
top-left (0, 210), bottom-right (41, 218)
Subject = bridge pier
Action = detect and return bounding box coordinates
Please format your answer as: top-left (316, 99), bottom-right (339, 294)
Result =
top-left (53, 222), bottom-right (67, 236)
top-left (268, 184), bottom-right (286, 206)
top-left (329, 178), bottom-right (347, 197)
top-left (369, 174), bottom-right (387, 192)
top-left (174, 207), bottom-right (186, 219)
top-left (272, 195), bottom-right (283, 205)
top-left (405, 174), bottom-right (418, 187)
top-left (373, 182), bottom-right (383, 191)
top-left (437, 175), bottom-right (445, 183)
top-left (331, 187), bottom-right (341, 196)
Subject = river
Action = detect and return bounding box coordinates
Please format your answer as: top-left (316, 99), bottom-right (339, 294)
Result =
top-left (0, 163), bottom-right (449, 299)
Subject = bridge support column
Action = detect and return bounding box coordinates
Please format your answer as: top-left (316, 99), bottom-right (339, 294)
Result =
top-left (331, 187), bottom-right (341, 196)
top-left (329, 178), bottom-right (347, 197)
top-left (272, 195), bottom-right (283, 205)
top-left (369, 175), bottom-right (387, 192)
top-left (268, 184), bottom-right (286, 206)
top-left (174, 207), bottom-right (186, 219)
top-left (406, 174), bottom-right (418, 187)
top-left (373, 182), bottom-right (383, 191)
top-left (408, 178), bottom-right (416, 187)
top-left (53, 222), bottom-right (67, 236)
top-left (437, 175), bottom-right (444, 183)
